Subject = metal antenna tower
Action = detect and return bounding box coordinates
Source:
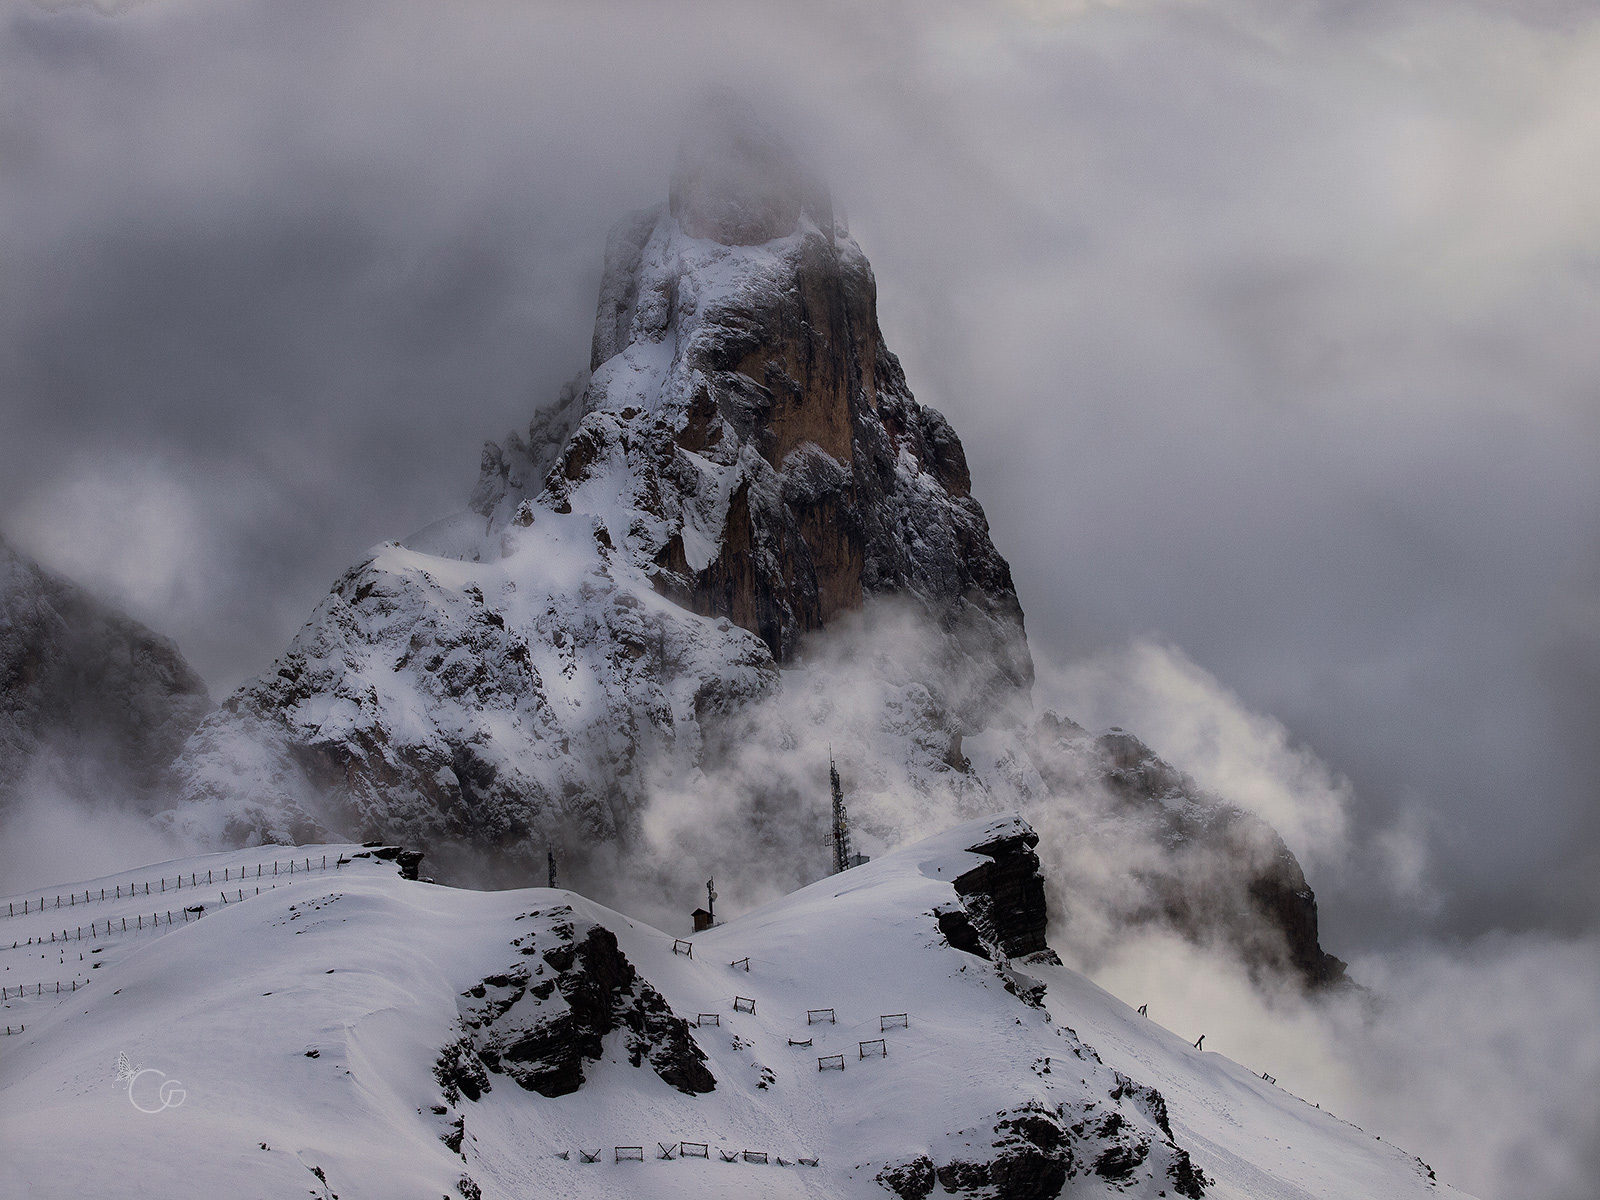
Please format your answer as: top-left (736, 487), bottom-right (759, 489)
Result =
top-left (830, 753), bottom-right (851, 875)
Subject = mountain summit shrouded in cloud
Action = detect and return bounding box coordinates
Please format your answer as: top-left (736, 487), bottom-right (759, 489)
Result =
top-left (154, 99), bottom-right (1348, 998)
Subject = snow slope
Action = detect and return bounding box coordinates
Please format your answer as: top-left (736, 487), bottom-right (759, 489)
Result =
top-left (0, 818), bottom-right (1462, 1200)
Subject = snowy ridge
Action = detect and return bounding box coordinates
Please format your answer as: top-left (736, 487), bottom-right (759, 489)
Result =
top-left (164, 517), bottom-right (773, 875)
top-left (0, 817), bottom-right (1464, 1200)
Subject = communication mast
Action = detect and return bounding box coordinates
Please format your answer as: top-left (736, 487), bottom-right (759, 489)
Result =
top-left (831, 754), bottom-right (851, 875)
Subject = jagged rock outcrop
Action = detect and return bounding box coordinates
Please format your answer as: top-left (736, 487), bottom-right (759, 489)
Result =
top-left (164, 532), bottom-right (773, 874)
top-left (948, 822), bottom-right (1055, 961)
top-left (934, 821), bottom-right (1063, 1007)
top-left (0, 534), bottom-right (209, 808)
top-left (1023, 715), bottom-right (1349, 990)
top-left (475, 93), bottom-right (1030, 718)
top-left (437, 906), bottom-right (713, 1100)
top-left (351, 843), bottom-right (426, 880)
top-left (877, 1093), bottom-right (1207, 1200)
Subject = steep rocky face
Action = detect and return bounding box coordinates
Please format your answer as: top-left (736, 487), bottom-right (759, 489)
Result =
top-left (936, 823), bottom-right (1056, 963)
top-left (0, 534), bottom-right (209, 809)
top-left (474, 99), bottom-right (1031, 718)
top-left (1022, 715), bottom-right (1349, 991)
top-left (437, 906), bottom-right (714, 1101)
top-left (165, 102), bottom-right (1029, 870)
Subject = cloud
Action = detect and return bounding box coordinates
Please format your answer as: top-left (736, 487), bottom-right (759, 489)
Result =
top-left (1091, 925), bottom-right (1600, 1200)
top-left (9, 454), bottom-right (209, 617)
top-left (1041, 639), bottom-right (1353, 868)
top-left (0, 751), bottom-right (186, 897)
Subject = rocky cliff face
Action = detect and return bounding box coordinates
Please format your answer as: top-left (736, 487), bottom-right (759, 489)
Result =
top-left (1020, 716), bottom-right (1349, 990)
top-left (437, 905), bottom-right (714, 1102)
top-left (0, 534), bottom-right (209, 809)
top-left (475, 94), bottom-right (1030, 716)
top-left (937, 822), bottom-right (1056, 964)
top-left (164, 529), bottom-right (774, 873)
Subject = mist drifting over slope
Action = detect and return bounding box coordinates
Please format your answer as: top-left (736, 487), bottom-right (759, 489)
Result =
top-left (1, 0), bottom-right (1597, 1196)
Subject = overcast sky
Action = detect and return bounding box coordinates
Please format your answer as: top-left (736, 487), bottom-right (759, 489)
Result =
top-left (3, 0), bottom-right (1597, 978)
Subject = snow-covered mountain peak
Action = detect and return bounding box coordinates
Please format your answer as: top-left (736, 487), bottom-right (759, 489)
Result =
top-left (160, 145), bottom-right (1348, 999)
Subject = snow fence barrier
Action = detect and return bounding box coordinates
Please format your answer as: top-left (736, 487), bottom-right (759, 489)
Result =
top-left (2, 855), bottom-right (363, 921)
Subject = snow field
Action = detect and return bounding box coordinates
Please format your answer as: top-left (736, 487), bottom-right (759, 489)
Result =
top-left (0, 818), bottom-right (1472, 1199)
